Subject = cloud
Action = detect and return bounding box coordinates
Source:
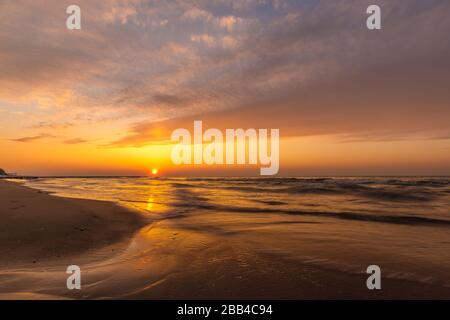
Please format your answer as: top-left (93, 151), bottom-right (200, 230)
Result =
top-left (152, 93), bottom-right (185, 106)
top-left (27, 122), bottom-right (74, 129)
top-left (109, 52), bottom-right (450, 147)
top-left (11, 134), bottom-right (55, 143)
top-left (63, 138), bottom-right (88, 144)
top-left (182, 7), bottom-right (213, 21)
top-left (182, 7), bottom-right (249, 31)
top-left (221, 36), bottom-right (238, 49)
top-left (1, 0), bottom-right (449, 147)
top-left (190, 34), bottom-right (216, 46)
top-left (217, 16), bottom-right (243, 31)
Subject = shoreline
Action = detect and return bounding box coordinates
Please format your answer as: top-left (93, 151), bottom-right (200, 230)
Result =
top-left (0, 180), bottom-right (146, 267)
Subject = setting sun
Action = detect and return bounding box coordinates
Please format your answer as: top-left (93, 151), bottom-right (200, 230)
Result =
top-left (151, 168), bottom-right (158, 175)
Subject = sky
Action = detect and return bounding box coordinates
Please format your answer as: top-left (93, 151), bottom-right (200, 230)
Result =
top-left (0, 0), bottom-right (449, 176)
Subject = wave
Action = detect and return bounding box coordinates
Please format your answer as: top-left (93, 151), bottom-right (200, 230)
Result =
top-left (170, 198), bottom-right (450, 227)
top-left (192, 182), bottom-right (437, 202)
top-left (385, 178), bottom-right (449, 187)
top-left (253, 199), bottom-right (288, 206)
top-left (28, 177), bottom-right (450, 227)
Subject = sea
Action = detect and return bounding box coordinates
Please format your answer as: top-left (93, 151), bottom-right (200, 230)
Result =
top-left (22, 176), bottom-right (450, 293)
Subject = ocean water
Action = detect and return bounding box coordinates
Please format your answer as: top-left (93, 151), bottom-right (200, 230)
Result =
top-left (24, 177), bottom-right (450, 223)
top-left (23, 177), bottom-right (450, 291)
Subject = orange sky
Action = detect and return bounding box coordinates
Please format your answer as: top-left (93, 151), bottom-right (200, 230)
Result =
top-left (0, 0), bottom-right (449, 176)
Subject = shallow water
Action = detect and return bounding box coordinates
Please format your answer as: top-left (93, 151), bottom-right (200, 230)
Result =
top-left (25, 177), bottom-right (450, 223)
top-left (22, 177), bottom-right (450, 296)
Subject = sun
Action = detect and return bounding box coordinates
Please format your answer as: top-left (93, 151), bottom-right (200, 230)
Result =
top-left (151, 168), bottom-right (158, 175)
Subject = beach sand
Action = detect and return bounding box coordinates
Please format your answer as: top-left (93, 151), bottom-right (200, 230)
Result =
top-left (0, 180), bottom-right (145, 266)
top-left (1, 180), bottom-right (450, 299)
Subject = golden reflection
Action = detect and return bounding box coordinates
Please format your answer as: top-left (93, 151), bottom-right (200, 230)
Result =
top-left (142, 180), bottom-right (170, 214)
top-left (146, 195), bottom-right (155, 211)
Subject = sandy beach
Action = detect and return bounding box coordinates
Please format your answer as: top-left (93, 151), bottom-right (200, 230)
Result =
top-left (1, 178), bottom-right (450, 299)
top-left (0, 180), bottom-right (145, 267)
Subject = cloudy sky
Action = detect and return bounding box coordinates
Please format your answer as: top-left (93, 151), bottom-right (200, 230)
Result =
top-left (0, 0), bottom-right (449, 176)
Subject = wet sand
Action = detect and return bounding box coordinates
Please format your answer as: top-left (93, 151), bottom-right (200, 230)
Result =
top-left (1, 180), bottom-right (450, 299)
top-left (0, 180), bottom-right (146, 266)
